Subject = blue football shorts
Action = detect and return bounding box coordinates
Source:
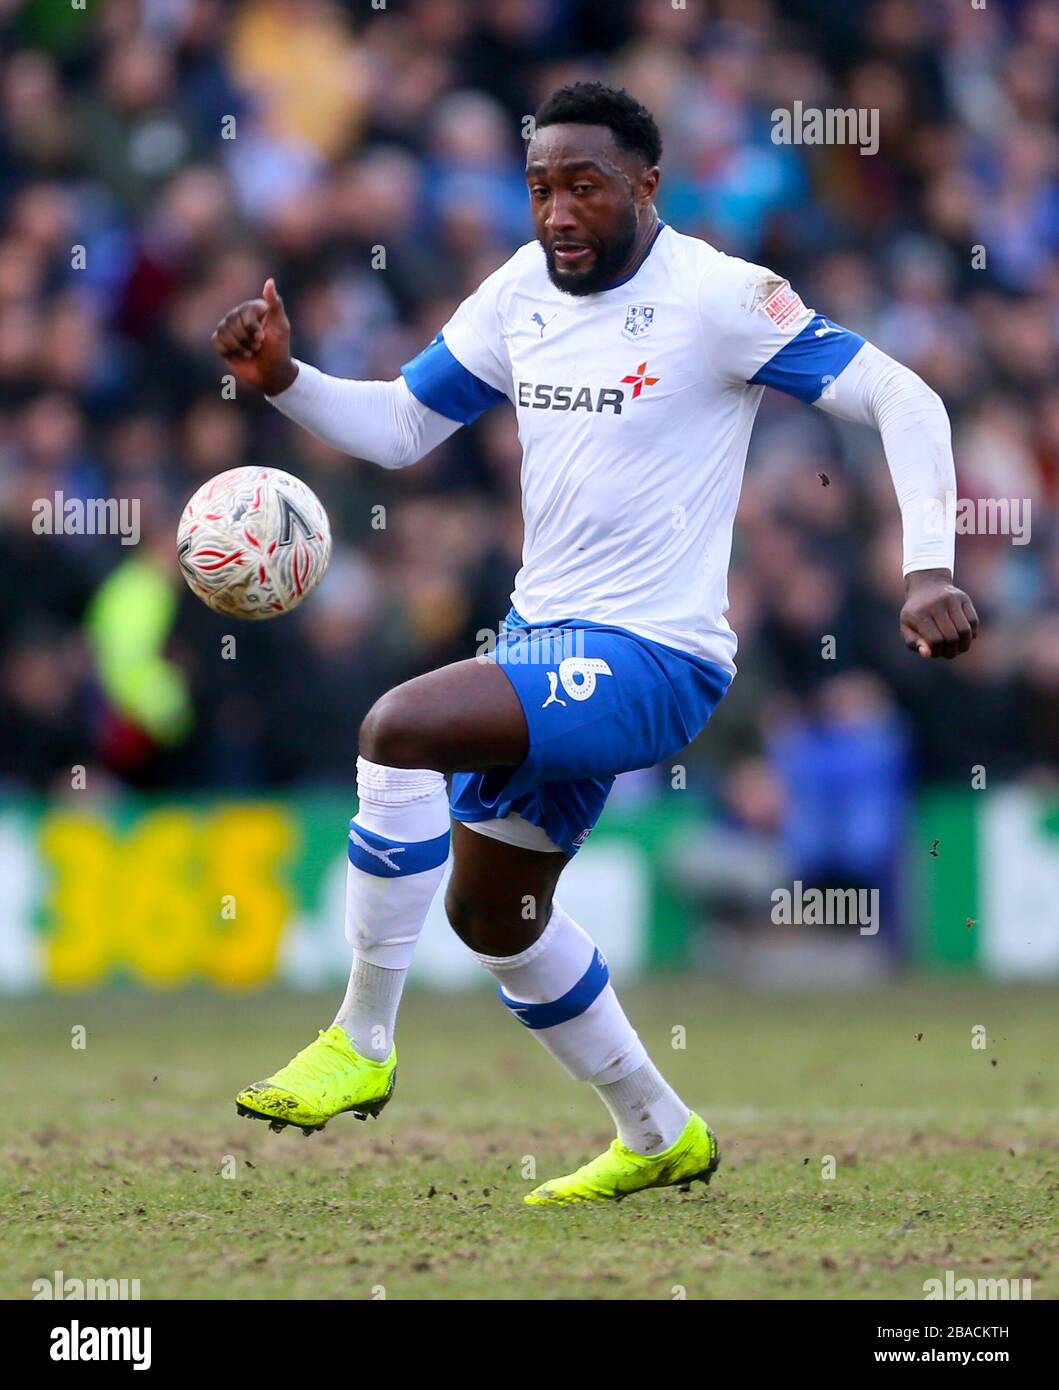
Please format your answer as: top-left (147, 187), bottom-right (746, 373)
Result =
top-left (450, 607), bottom-right (732, 856)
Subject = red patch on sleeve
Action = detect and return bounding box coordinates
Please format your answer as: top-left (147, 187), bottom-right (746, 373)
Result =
top-left (761, 283), bottom-right (806, 330)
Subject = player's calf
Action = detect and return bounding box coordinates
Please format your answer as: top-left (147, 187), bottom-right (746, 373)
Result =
top-left (236, 757), bottom-right (451, 1137)
top-left (446, 839), bottom-right (709, 1198)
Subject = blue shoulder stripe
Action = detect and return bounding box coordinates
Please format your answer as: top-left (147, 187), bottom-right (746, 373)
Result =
top-left (400, 332), bottom-right (508, 424)
top-left (749, 315), bottom-right (866, 403)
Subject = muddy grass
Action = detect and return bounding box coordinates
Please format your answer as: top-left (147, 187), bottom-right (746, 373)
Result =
top-left (2, 983), bottom-right (1056, 1299)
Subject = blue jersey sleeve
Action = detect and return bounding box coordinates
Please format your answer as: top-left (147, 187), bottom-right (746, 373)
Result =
top-left (748, 315), bottom-right (866, 403)
top-left (401, 332), bottom-right (509, 424)
top-left (401, 260), bottom-right (514, 423)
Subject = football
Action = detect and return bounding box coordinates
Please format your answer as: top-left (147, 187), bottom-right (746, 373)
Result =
top-left (177, 466), bottom-right (332, 619)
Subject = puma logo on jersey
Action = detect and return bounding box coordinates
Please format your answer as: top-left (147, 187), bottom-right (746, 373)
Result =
top-left (530, 312), bottom-right (556, 337)
top-left (814, 324), bottom-right (843, 337)
top-left (348, 827), bottom-right (405, 871)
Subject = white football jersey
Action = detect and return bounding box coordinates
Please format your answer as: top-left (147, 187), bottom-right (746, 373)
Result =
top-left (401, 223), bottom-right (865, 673)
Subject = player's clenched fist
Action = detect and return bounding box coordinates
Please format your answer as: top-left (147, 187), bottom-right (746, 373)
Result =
top-left (211, 278), bottom-right (298, 396)
top-left (900, 568), bottom-right (980, 659)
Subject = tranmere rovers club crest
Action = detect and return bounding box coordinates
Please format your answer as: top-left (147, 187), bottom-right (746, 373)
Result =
top-left (622, 304), bottom-right (655, 340)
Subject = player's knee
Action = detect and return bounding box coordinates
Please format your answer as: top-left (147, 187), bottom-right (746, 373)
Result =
top-left (359, 687), bottom-right (434, 768)
top-left (445, 880), bottom-right (549, 955)
top-left (444, 882), bottom-right (508, 953)
top-left (444, 881), bottom-right (480, 946)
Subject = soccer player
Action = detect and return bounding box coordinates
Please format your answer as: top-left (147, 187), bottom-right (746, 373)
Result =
top-left (212, 83), bottom-right (978, 1205)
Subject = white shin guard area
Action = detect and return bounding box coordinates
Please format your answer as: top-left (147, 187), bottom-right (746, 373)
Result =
top-left (335, 757), bottom-right (450, 1058)
top-left (473, 902), bottom-right (690, 1154)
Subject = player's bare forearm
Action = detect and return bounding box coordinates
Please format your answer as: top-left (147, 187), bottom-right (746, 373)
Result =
top-left (900, 568), bottom-right (979, 660)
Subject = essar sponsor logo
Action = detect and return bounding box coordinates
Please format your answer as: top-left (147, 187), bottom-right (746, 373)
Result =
top-left (517, 380), bottom-right (625, 414)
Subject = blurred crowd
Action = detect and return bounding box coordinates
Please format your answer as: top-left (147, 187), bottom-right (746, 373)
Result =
top-left (1, 0), bottom-right (1057, 922)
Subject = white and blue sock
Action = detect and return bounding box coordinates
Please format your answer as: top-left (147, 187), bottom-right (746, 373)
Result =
top-left (473, 903), bottom-right (690, 1154)
top-left (334, 757), bottom-right (450, 1060)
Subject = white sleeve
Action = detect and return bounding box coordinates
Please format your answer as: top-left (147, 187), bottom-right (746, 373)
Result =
top-left (266, 362), bottom-right (460, 470)
top-left (698, 256), bottom-right (817, 384)
top-left (699, 251), bottom-right (957, 575)
top-left (813, 341), bottom-right (957, 576)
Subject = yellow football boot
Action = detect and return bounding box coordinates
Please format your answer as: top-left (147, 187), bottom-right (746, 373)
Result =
top-left (235, 1025), bottom-right (396, 1135)
top-left (525, 1111), bottom-right (720, 1205)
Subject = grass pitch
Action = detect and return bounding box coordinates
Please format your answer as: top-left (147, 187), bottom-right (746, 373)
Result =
top-left (1, 981), bottom-right (1055, 1300)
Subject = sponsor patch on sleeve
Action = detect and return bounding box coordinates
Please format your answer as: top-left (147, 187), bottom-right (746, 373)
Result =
top-left (759, 280), bottom-right (807, 331)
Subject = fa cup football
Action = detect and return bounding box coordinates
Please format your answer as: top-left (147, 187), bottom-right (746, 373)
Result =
top-left (177, 466), bottom-right (332, 619)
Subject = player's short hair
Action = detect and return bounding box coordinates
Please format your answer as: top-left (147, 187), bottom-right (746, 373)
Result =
top-left (534, 82), bottom-right (662, 167)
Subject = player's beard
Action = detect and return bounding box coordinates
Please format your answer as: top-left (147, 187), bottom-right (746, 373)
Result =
top-left (543, 201), bottom-right (639, 297)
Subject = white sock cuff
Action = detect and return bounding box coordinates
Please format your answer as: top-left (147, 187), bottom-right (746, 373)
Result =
top-left (471, 901), bottom-right (578, 974)
top-left (355, 935), bottom-right (423, 971)
top-left (356, 757), bottom-right (446, 806)
top-left (471, 904), bottom-right (649, 1088)
top-left (588, 1031), bottom-right (649, 1087)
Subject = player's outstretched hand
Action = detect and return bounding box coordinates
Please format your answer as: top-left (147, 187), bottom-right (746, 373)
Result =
top-left (900, 568), bottom-right (980, 659)
top-left (211, 278), bottom-right (297, 396)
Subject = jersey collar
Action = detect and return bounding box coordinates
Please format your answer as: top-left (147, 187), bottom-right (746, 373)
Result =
top-left (600, 219), bottom-right (667, 292)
